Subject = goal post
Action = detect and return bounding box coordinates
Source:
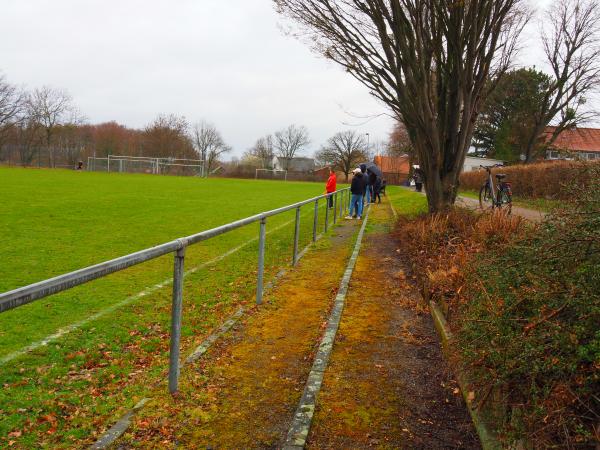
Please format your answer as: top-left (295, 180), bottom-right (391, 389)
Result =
top-left (255, 168), bottom-right (287, 181)
top-left (87, 155), bottom-right (205, 177)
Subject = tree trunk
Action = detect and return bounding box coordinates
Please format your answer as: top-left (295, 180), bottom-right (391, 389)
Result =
top-left (416, 138), bottom-right (465, 213)
top-left (423, 170), bottom-right (460, 213)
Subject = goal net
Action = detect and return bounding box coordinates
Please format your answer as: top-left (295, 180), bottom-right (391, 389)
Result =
top-left (255, 168), bottom-right (287, 181)
top-left (87, 155), bottom-right (204, 177)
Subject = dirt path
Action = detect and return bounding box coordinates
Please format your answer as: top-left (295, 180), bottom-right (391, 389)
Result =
top-left (306, 200), bottom-right (480, 449)
top-left (116, 216), bottom-right (362, 448)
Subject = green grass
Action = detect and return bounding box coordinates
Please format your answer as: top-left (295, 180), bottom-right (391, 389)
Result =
top-left (386, 185), bottom-right (428, 217)
top-left (0, 167), bottom-right (347, 447)
top-left (0, 169), bottom-right (422, 447)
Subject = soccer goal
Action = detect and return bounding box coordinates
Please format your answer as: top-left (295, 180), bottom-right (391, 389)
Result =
top-left (87, 155), bottom-right (205, 177)
top-left (255, 168), bottom-right (287, 181)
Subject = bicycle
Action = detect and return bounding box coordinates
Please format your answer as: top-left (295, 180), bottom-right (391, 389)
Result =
top-left (478, 164), bottom-right (512, 214)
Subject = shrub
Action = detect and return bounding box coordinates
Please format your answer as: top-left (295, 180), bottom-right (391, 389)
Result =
top-left (457, 163), bottom-right (600, 448)
top-left (394, 208), bottom-right (524, 320)
top-left (459, 160), bottom-right (599, 200)
top-left (395, 163), bottom-right (599, 447)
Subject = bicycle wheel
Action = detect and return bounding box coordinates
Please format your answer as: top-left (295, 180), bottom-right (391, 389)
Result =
top-left (479, 183), bottom-right (493, 209)
top-left (497, 189), bottom-right (512, 214)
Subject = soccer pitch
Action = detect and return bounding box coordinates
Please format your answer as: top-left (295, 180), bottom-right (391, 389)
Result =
top-left (0, 167), bottom-right (348, 446)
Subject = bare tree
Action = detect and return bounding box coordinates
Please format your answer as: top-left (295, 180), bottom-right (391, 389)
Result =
top-left (191, 121), bottom-right (231, 176)
top-left (274, 0), bottom-right (529, 212)
top-left (521, 0), bottom-right (600, 162)
top-left (273, 124), bottom-right (310, 170)
top-left (315, 130), bottom-right (367, 181)
top-left (0, 75), bottom-right (26, 150)
top-left (245, 134), bottom-right (275, 168)
top-left (28, 86), bottom-right (80, 167)
top-left (143, 114), bottom-right (194, 160)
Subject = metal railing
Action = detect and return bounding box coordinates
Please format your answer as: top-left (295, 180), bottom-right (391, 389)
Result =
top-left (0, 187), bottom-right (351, 393)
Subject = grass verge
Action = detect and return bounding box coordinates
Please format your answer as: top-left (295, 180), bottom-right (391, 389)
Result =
top-left (0, 168), bottom-right (343, 447)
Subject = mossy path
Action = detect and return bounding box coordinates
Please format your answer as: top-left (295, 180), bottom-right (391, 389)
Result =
top-left (115, 213), bottom-right (361, 448)
top-left (113, 196), bottom-right (478, 449)
top-left (306, 200), bottom-right (480, 449)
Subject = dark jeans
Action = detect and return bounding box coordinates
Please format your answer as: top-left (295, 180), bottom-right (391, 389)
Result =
top-left (415, 182), bottom-right (423, 192)
top-left (328, 195), bottom-right (333, 208)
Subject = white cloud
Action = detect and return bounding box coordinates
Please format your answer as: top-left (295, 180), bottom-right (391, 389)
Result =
top-left (0, 0), bottom-right (394, 157)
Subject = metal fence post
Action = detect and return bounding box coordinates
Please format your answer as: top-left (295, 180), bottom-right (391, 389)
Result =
top-left (348, 189), bottom-right (351, 214)
top-left (313, 199), bottom-right (319, 242)
top-left (333, 192), bottom-right (337, 224)
top-left (168, 245), bottom-right (186, 394)
top-left (256, 217), bottom-right (266, 305)
top-left (325, 195), bottom-right (330, 233)
top-left (293, 207), bottom-right (300, 266)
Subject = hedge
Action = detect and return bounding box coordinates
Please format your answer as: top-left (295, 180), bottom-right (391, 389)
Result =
top-left (459, 160), bottom-right (599, 200)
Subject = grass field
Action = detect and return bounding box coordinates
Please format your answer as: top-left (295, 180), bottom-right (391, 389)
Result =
top-left (0, 167), bottom-right (424, 447)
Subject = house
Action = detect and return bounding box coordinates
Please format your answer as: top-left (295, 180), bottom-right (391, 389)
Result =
top-left (373, 155), bottom-right (410, 185)
top-left (463, 156), bottom-right (505, 171)
top-left (546, 126), bottom-right (600, 161)
top-left (272, 156), bottom-right (315, 172)
top-left (373, 154), bottom-right (504, 184)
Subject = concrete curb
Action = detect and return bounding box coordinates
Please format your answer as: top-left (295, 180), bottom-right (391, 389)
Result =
top-left (88, 229), bottom-right (334, 449)
top-left (429, 301), bottom-right (501, 450)
top-left (88, 398), bottom-right (149, 449)
top-left (283, 206), bottom-right (371, 449)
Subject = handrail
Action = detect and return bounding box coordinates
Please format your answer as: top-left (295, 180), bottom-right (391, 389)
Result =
top-left (0, 189), bottom-right (348, 313)
top-left (0, 187), bottom-right (351, 393)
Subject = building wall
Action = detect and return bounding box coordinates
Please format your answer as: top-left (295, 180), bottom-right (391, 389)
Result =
top-left (463, 156), bottom-right (505, 172)
top-left (546, 149), bottom-right (600, 161)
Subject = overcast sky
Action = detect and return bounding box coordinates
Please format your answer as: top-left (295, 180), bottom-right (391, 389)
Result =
top-left (0, 0), bottom-right (564, 158)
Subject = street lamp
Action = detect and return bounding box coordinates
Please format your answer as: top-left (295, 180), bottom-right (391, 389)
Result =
top-left (365, 132), bottom-right (370, 152)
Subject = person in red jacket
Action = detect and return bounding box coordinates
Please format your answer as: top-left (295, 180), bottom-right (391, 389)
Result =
top-left (325, 167), bottom-right (337, 209)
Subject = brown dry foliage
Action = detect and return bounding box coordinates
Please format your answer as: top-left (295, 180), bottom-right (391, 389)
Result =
top-left (459, 160), bottom-right (600, 199)
top-left (394, 208), bottom-right (525, 320)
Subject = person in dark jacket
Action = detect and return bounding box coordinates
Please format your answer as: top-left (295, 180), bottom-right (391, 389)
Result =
top-left (413, 167), bottom-right (424, 192)
top-left (360, 164), bottom-right (370, 205)
top-left (346, 168), bottom-right (365, 219)
top-left (368, 170), bottom-right (377, 202)
top-left (373, 176), bottom-right (382, 203)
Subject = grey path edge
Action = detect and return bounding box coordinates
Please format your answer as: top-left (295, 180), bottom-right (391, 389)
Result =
top-left (429, 300), bottom-right (501, 450)
top-left (283, 206), bottom-right (371, 449)
top-left (88, 231), bottom-right (328, 449)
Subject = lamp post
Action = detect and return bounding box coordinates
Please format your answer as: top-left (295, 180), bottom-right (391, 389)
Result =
top-left (365, 133), bottom-right (370, 154)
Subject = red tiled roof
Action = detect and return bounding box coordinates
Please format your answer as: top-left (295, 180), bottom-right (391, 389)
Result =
top-left (547, 126), bottom-right (600, 153)
top-left (374, 155), bottom-right (410, 174)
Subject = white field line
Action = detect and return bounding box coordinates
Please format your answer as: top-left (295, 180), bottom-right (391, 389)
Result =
top-left (0, 212), bottom-right (313, 366)
top-left (388, 195), bottom-right (398, 218)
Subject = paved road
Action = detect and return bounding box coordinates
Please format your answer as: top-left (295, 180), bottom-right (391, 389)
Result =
top-left (456, 195), bottom-right (546, 222)
top-left (401, 187), bottom-right (547, 222)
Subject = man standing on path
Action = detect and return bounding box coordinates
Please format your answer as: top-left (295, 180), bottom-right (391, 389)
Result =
top-left (325, 167), bottom-right (336, 209)
top-left (346, 168), bottom-right (365, 220)
top-left (360, 163), bottom-right (370, 206)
